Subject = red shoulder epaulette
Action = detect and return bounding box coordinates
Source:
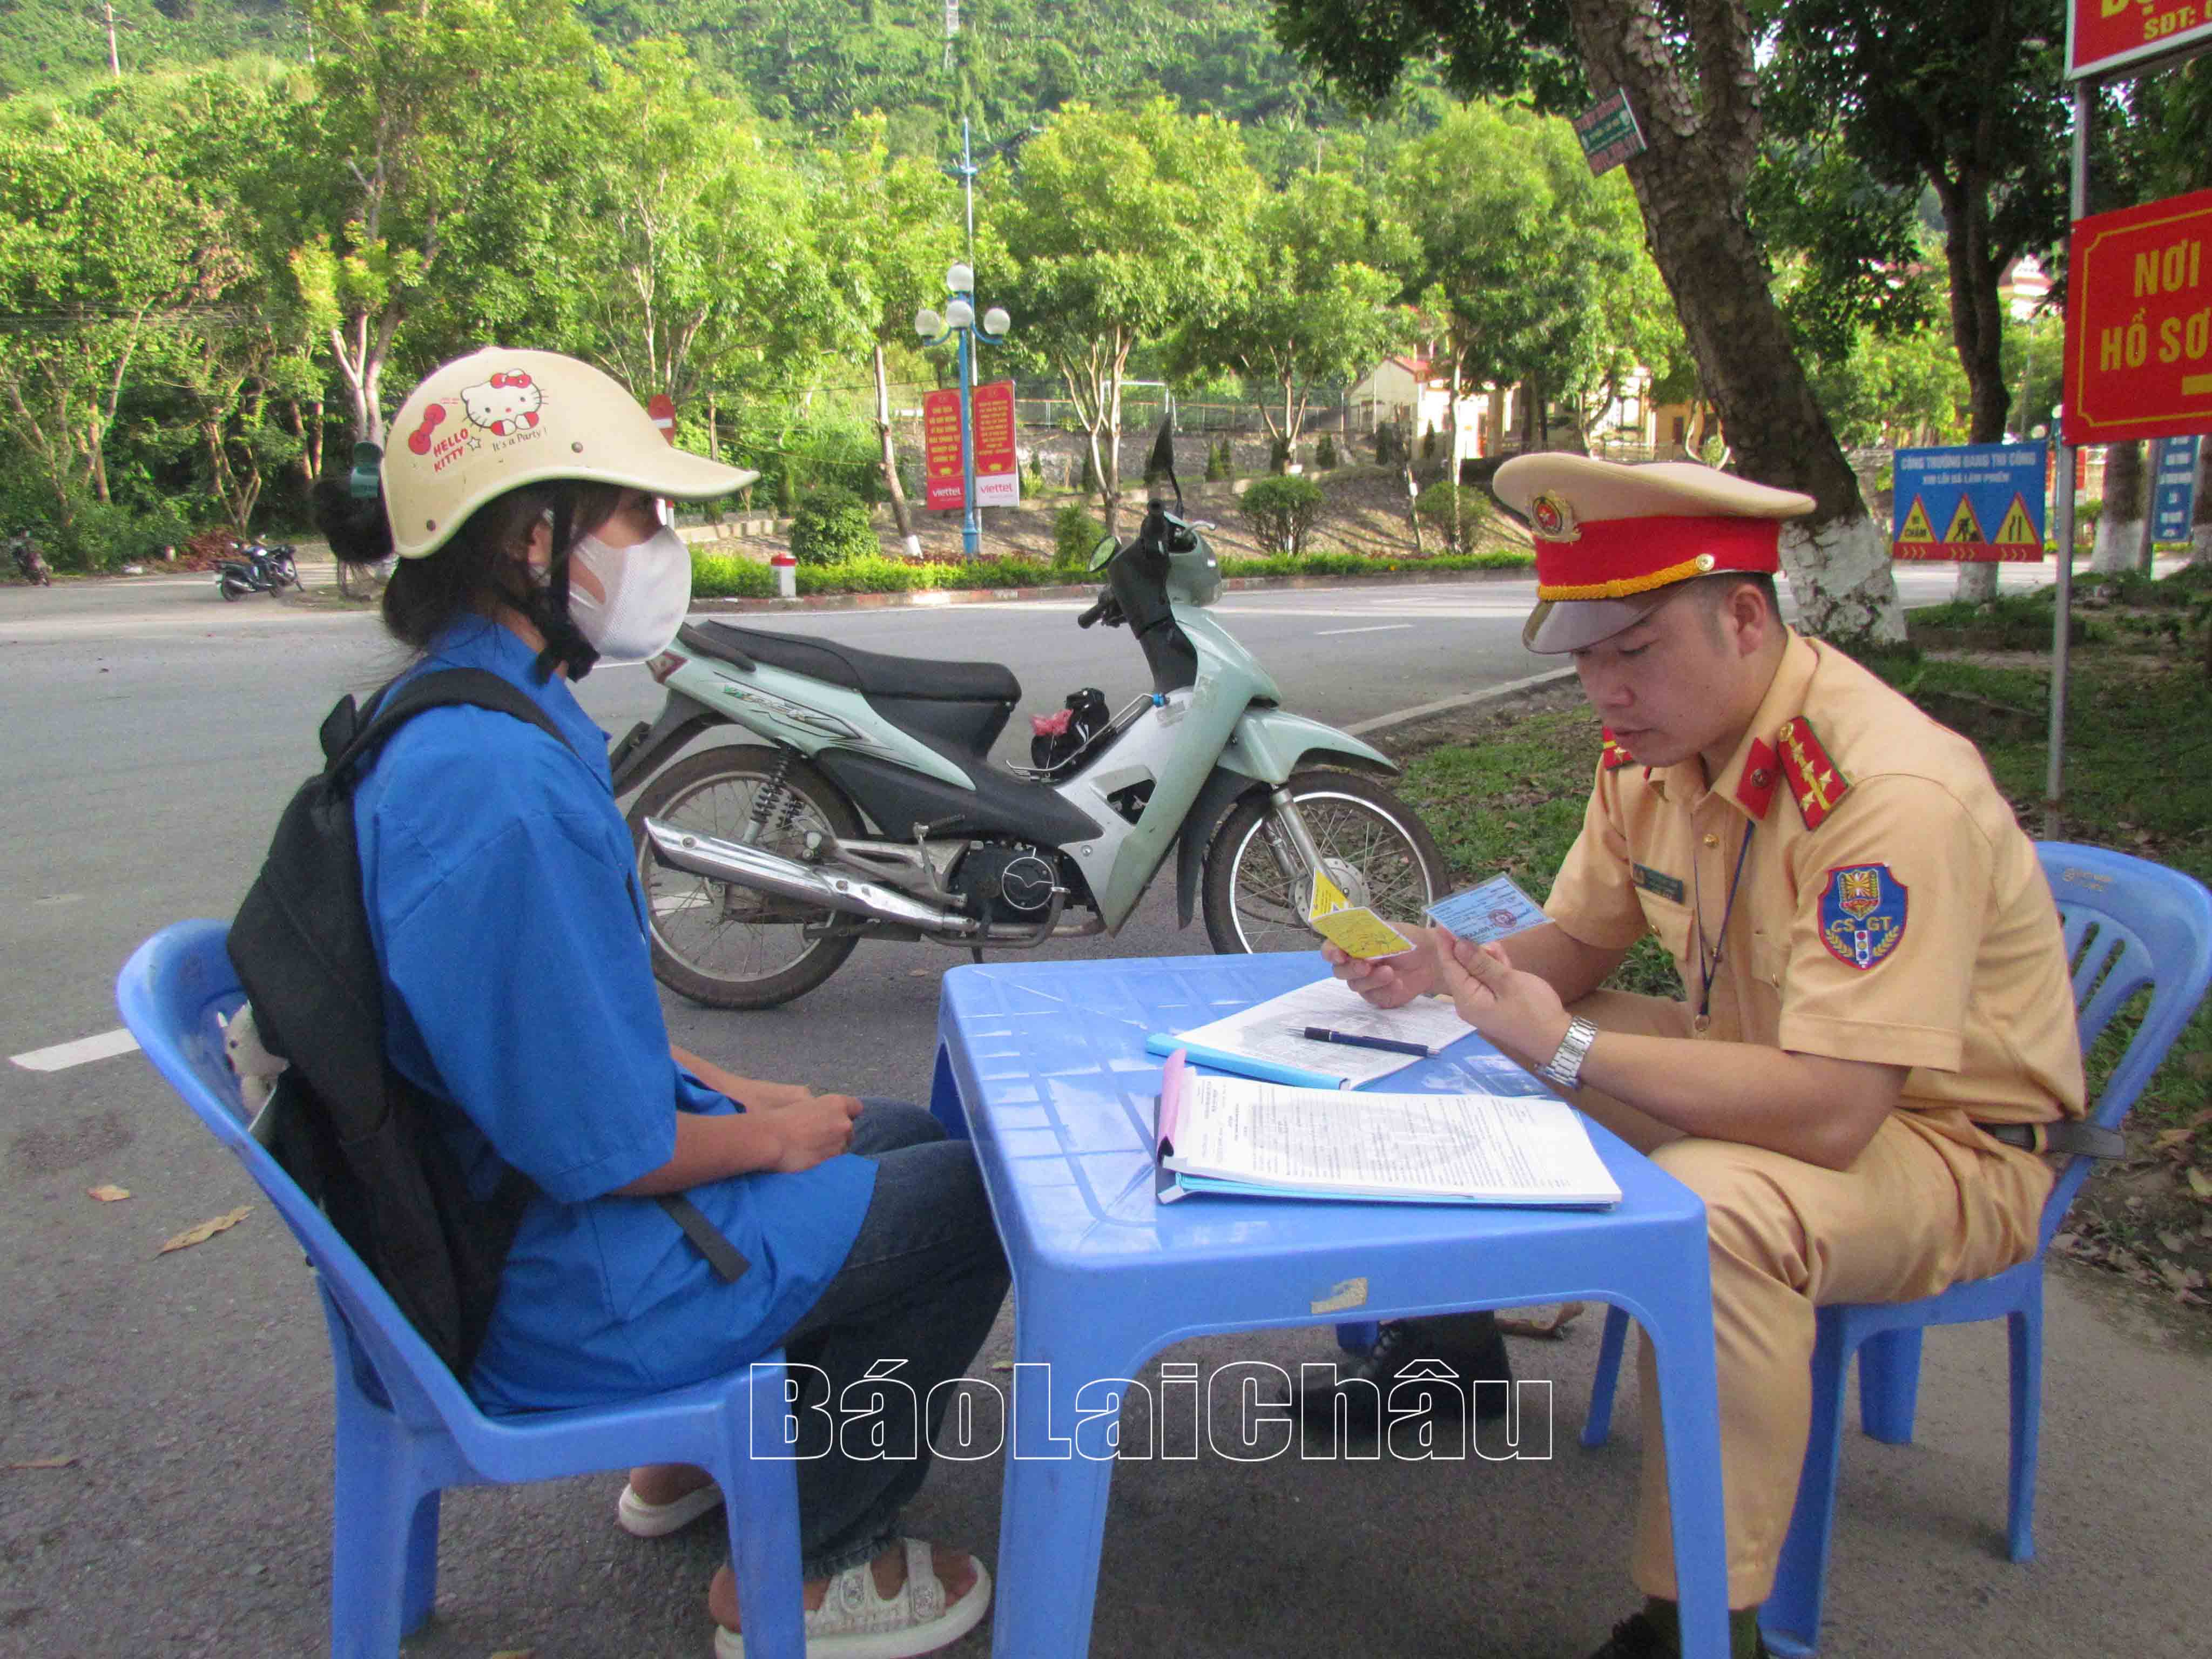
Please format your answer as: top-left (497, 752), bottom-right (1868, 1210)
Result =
top-left (1776, 717), bottom-right (1848, 830)
top-left (1600, 728), bottom-right (1634, 771)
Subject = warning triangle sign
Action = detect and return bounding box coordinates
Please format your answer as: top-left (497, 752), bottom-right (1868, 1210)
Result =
top-left (1898, 496), bottom-right (1936, 543)
top-left (1943, 495), bottom-right (1985, 544)
top-left (1994, 494), bottom-right (2040, 547)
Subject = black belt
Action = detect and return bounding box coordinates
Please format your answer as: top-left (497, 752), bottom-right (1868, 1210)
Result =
top-left (1975, 1120), bottom-right (2126, 1161)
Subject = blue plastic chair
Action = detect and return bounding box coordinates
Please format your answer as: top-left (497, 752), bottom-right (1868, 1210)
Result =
top-left (117, 920), bottom-right (808, 1659)
top-left (1579, 843), bottom-right (2212, 1655)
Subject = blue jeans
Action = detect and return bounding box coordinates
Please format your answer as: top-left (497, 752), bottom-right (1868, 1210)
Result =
top-left (770, 1100), bottom-right (1008, 1575)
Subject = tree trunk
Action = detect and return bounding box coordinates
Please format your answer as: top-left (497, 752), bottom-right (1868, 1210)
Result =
top-left (1935, 170), bottom-right (2012, 605)
top-left (2091, 441), bottom-right (2147, 574)
top-left (1563, 0), bottom-right (1903, 645)
top-left (874, 343), bottom-right (922, 558)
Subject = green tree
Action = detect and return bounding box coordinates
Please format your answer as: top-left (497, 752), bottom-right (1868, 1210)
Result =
top-left (1169, 166), bottom-right (1411, 458)
top-left (1001, 98), bottom-right (1263, 534)
top-left (1272, 0), bottom-right (1906, 643)
top-left (284, 0), bottom-right (598, 445)
top-left (0, 107), bottom-right (225, 537)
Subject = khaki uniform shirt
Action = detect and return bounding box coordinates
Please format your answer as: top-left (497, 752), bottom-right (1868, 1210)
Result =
top-left (1546, 631), bottom-right (2085, 1138)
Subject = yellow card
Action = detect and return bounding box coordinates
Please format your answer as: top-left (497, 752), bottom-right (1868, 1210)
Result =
top-left (1307, 872), bottom-right (1418, 959)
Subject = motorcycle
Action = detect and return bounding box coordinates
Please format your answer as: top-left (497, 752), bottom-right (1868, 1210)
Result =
top-left (216, 537), bottom-right (299, 600)
top-left (613, 424), bottom-right (1448, 1009)
top-left (8, 532), bottom-right (53, 586)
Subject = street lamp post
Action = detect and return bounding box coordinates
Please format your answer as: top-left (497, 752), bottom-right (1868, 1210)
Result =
top-left (914, 261), bottom-right (1011, 561)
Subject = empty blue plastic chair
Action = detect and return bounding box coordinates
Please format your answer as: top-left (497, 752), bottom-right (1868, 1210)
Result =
top-left (1579, 843), bottom-right (2212, 1655)
top-left (117, 919), bottom-right (808, 1659)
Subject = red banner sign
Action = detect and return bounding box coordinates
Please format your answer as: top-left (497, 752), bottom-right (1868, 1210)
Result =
top-left (2061, 187), bottom-right (2212, 445)
top-left (923, 388), bottom-right (964, 512)
top-left (2068, 0), bottom-right (2212, 81)
top-left (972, 380), bottom-right (1019, 506)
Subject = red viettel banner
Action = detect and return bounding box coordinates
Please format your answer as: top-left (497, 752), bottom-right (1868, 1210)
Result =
top-left (2062, 187), bottom-right (2212, 445)
top-left (972, 380), bottom-right (1020, 507)
top-left (923, 388), bottom-right (965, 512)
top-left (2068, 0), bottom-right (2212, 80)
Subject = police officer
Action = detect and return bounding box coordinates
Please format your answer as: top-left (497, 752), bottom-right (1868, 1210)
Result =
top-left (1331, 455), bottom-right (2087, 1659)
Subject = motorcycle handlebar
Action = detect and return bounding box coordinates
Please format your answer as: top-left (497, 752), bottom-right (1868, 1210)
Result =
top-left (1076, 594), bottom-right (1121, 629)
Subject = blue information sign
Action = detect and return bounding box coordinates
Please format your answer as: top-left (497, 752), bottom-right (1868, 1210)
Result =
top-left (1891, 443), bottom-right (2048, 562)
top-left (2152, 436), bottom-right (2202, 548)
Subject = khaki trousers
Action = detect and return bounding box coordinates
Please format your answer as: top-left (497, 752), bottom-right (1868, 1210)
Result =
top-left (1565, 991), bottom-right (2055, 1609)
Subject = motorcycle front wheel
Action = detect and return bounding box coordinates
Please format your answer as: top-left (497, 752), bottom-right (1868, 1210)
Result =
top-left (626, 745), bottom-right (865, 1009)
top-left (1201, 770), bottom-right (1448, 956)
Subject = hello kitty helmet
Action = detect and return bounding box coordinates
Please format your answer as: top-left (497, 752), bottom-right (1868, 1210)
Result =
top-left (379, 347), bottom-right (758, 559)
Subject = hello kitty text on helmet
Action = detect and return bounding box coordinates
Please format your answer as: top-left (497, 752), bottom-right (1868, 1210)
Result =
top-left (377, 347), bottom-right (757, 561)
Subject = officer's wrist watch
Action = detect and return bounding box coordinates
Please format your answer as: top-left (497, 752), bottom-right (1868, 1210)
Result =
top-left (1537, 1016), bottom-right (1600, 1091)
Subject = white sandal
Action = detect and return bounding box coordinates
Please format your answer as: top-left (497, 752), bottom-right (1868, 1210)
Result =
top-left (712, 1537), bottom-right (992, 1658)
top-left (617, 1476), bottom-right (725, 1538)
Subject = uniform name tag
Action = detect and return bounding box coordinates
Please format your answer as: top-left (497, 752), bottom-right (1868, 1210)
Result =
top-left (1632, 863), bottom-right (1686, 903)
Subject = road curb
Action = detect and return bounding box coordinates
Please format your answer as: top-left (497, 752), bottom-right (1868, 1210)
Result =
top-left (1348, 667), bottom-right (1580, 738)
top-left (685, 562), bottom-right (1537, 615)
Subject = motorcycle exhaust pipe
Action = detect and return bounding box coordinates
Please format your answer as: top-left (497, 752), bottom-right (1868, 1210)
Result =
top-left (640, 817), bottom-right (975, 933)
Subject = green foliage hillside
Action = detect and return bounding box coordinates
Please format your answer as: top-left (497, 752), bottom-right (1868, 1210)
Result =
top-left (3, 0), bottom-right (1334, 145)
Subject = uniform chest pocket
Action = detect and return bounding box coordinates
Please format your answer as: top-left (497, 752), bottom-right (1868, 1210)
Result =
top-left (1637, 893), bottom-right (1692, 964)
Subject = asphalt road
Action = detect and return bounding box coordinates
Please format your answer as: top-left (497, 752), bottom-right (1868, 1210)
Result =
top-left (5, 562), bottom-right (2203, 1659)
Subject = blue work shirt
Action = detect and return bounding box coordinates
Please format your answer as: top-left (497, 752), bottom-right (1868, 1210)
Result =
top-left (353, 615), bottom-right (875, 1413)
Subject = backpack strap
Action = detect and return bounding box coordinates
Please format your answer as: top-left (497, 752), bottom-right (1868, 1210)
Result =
top-left (326, 665), bottom-right (750, 1286)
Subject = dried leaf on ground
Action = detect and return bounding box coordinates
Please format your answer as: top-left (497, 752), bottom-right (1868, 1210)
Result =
top-left (157, 1206), bottom-right (250, 1255)
top-left (3, 1456), bottom-right (76, 1471)
top-left (1497, 1302), bottom-right (1586, 1339)
top-left (85, 1184), bottom-right (131, 1203)
top-left (2188, 1168), bottom-right (2212, 1201)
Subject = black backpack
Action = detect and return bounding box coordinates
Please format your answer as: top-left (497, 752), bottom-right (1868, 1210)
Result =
top-left (229, 669), bottom-right (743, 1380)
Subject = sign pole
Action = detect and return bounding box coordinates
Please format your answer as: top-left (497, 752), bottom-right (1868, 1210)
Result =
top-left (2047, 76), bottom-right (2093, 839)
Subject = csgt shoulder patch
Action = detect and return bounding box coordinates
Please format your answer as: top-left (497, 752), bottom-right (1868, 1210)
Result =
top-left (1819, 864), bottom-right (1907, 970)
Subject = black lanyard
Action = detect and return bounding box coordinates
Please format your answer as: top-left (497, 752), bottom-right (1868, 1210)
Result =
top-left (1692, 819), bottom-right (1756, 1033)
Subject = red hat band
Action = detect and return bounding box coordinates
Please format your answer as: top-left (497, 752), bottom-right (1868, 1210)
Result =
top-left (1534, 515), bottom-right (1782, 601)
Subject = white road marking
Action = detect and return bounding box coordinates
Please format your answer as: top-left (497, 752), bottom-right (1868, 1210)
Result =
top-left (1314, 623), bottom-right (1415, 636)
top-left (11, 1028), bottom-right (141, 1072)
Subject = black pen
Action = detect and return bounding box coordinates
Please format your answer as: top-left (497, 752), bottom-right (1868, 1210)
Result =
top-left (1289, 1027), bottom-right (1435, 1058)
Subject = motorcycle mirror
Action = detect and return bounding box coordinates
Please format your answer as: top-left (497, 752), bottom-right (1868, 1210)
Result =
top-left (1087, 533), bottom-right (1121, 573)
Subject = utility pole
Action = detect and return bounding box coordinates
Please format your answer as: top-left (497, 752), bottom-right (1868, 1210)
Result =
top-left (99, 0), bottom-right (122, 79)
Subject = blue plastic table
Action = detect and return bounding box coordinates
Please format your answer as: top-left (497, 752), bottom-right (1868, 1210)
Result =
top-left (928, 952), bottom-right (1730, 1659)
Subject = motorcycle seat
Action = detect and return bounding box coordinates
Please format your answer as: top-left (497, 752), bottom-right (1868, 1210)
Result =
top-left (682, 622), bottom-right (1022, 706)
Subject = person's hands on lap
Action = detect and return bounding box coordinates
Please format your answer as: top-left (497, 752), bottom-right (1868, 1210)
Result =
top-left (1320, 929), bottom-right (1441, 1008)
top-left (768, 1093), bottom-right (865, 1172)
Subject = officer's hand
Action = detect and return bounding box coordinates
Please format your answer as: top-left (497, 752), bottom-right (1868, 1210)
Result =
top-left (770, 1094), bottom-right (866, 1172)
top-left (1320, 932), bottom-right (1440, 1009)
top-left (1431, 928), bottom-right (1569, 1068)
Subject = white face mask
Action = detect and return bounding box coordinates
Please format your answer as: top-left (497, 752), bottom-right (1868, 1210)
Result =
top-left (567, 524), bottom-right (691, 662)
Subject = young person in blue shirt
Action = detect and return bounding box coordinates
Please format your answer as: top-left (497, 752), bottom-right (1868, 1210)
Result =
top-left (318, 347), bottom-right (1008, 1658)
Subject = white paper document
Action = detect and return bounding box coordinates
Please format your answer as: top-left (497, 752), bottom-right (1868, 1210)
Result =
top-left (1169, 976), bottom-right (1474, 1087)
top-left (1164, 1072), bottom-right (1621, 1207)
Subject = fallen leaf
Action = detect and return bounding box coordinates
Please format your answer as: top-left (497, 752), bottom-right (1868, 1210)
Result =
top-left (1496, 1301), bottom-right (1586, 1340)
top-left (3, 1456), bottom-right (75, 1471)
top-left (2160, 1230), bottom-right (2189, 1254)
top-left (85, 1184), bottom-right (131, 1203)
top-left (2189, 1168), bottom-right (2212, 1201)
top-left (157, 1206), bottom-right (250, 1255)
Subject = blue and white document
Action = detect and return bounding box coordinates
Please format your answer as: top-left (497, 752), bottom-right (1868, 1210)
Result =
top-left (1426, 874), bottom-right (1547, 946)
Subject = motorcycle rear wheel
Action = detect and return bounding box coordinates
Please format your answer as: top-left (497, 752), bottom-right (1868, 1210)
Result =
top-left (627, 745), bottom-right (865, 1009)
top-left (218, 571), bottom-right (250, 601)
top-left (1201, 770), bottom-right (1447, 956)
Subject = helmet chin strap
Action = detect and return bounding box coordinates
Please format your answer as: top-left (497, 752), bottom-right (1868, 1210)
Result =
top-left (513, 497), bottom-right (600, 682)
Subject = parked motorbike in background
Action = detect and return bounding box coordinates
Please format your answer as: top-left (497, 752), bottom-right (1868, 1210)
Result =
top-left (8, 532), bottom-right (53, 586)
top-left (612, 420), bottom-right (1448, 1009)
top-left (215, 538), bottom-right (299, 600)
